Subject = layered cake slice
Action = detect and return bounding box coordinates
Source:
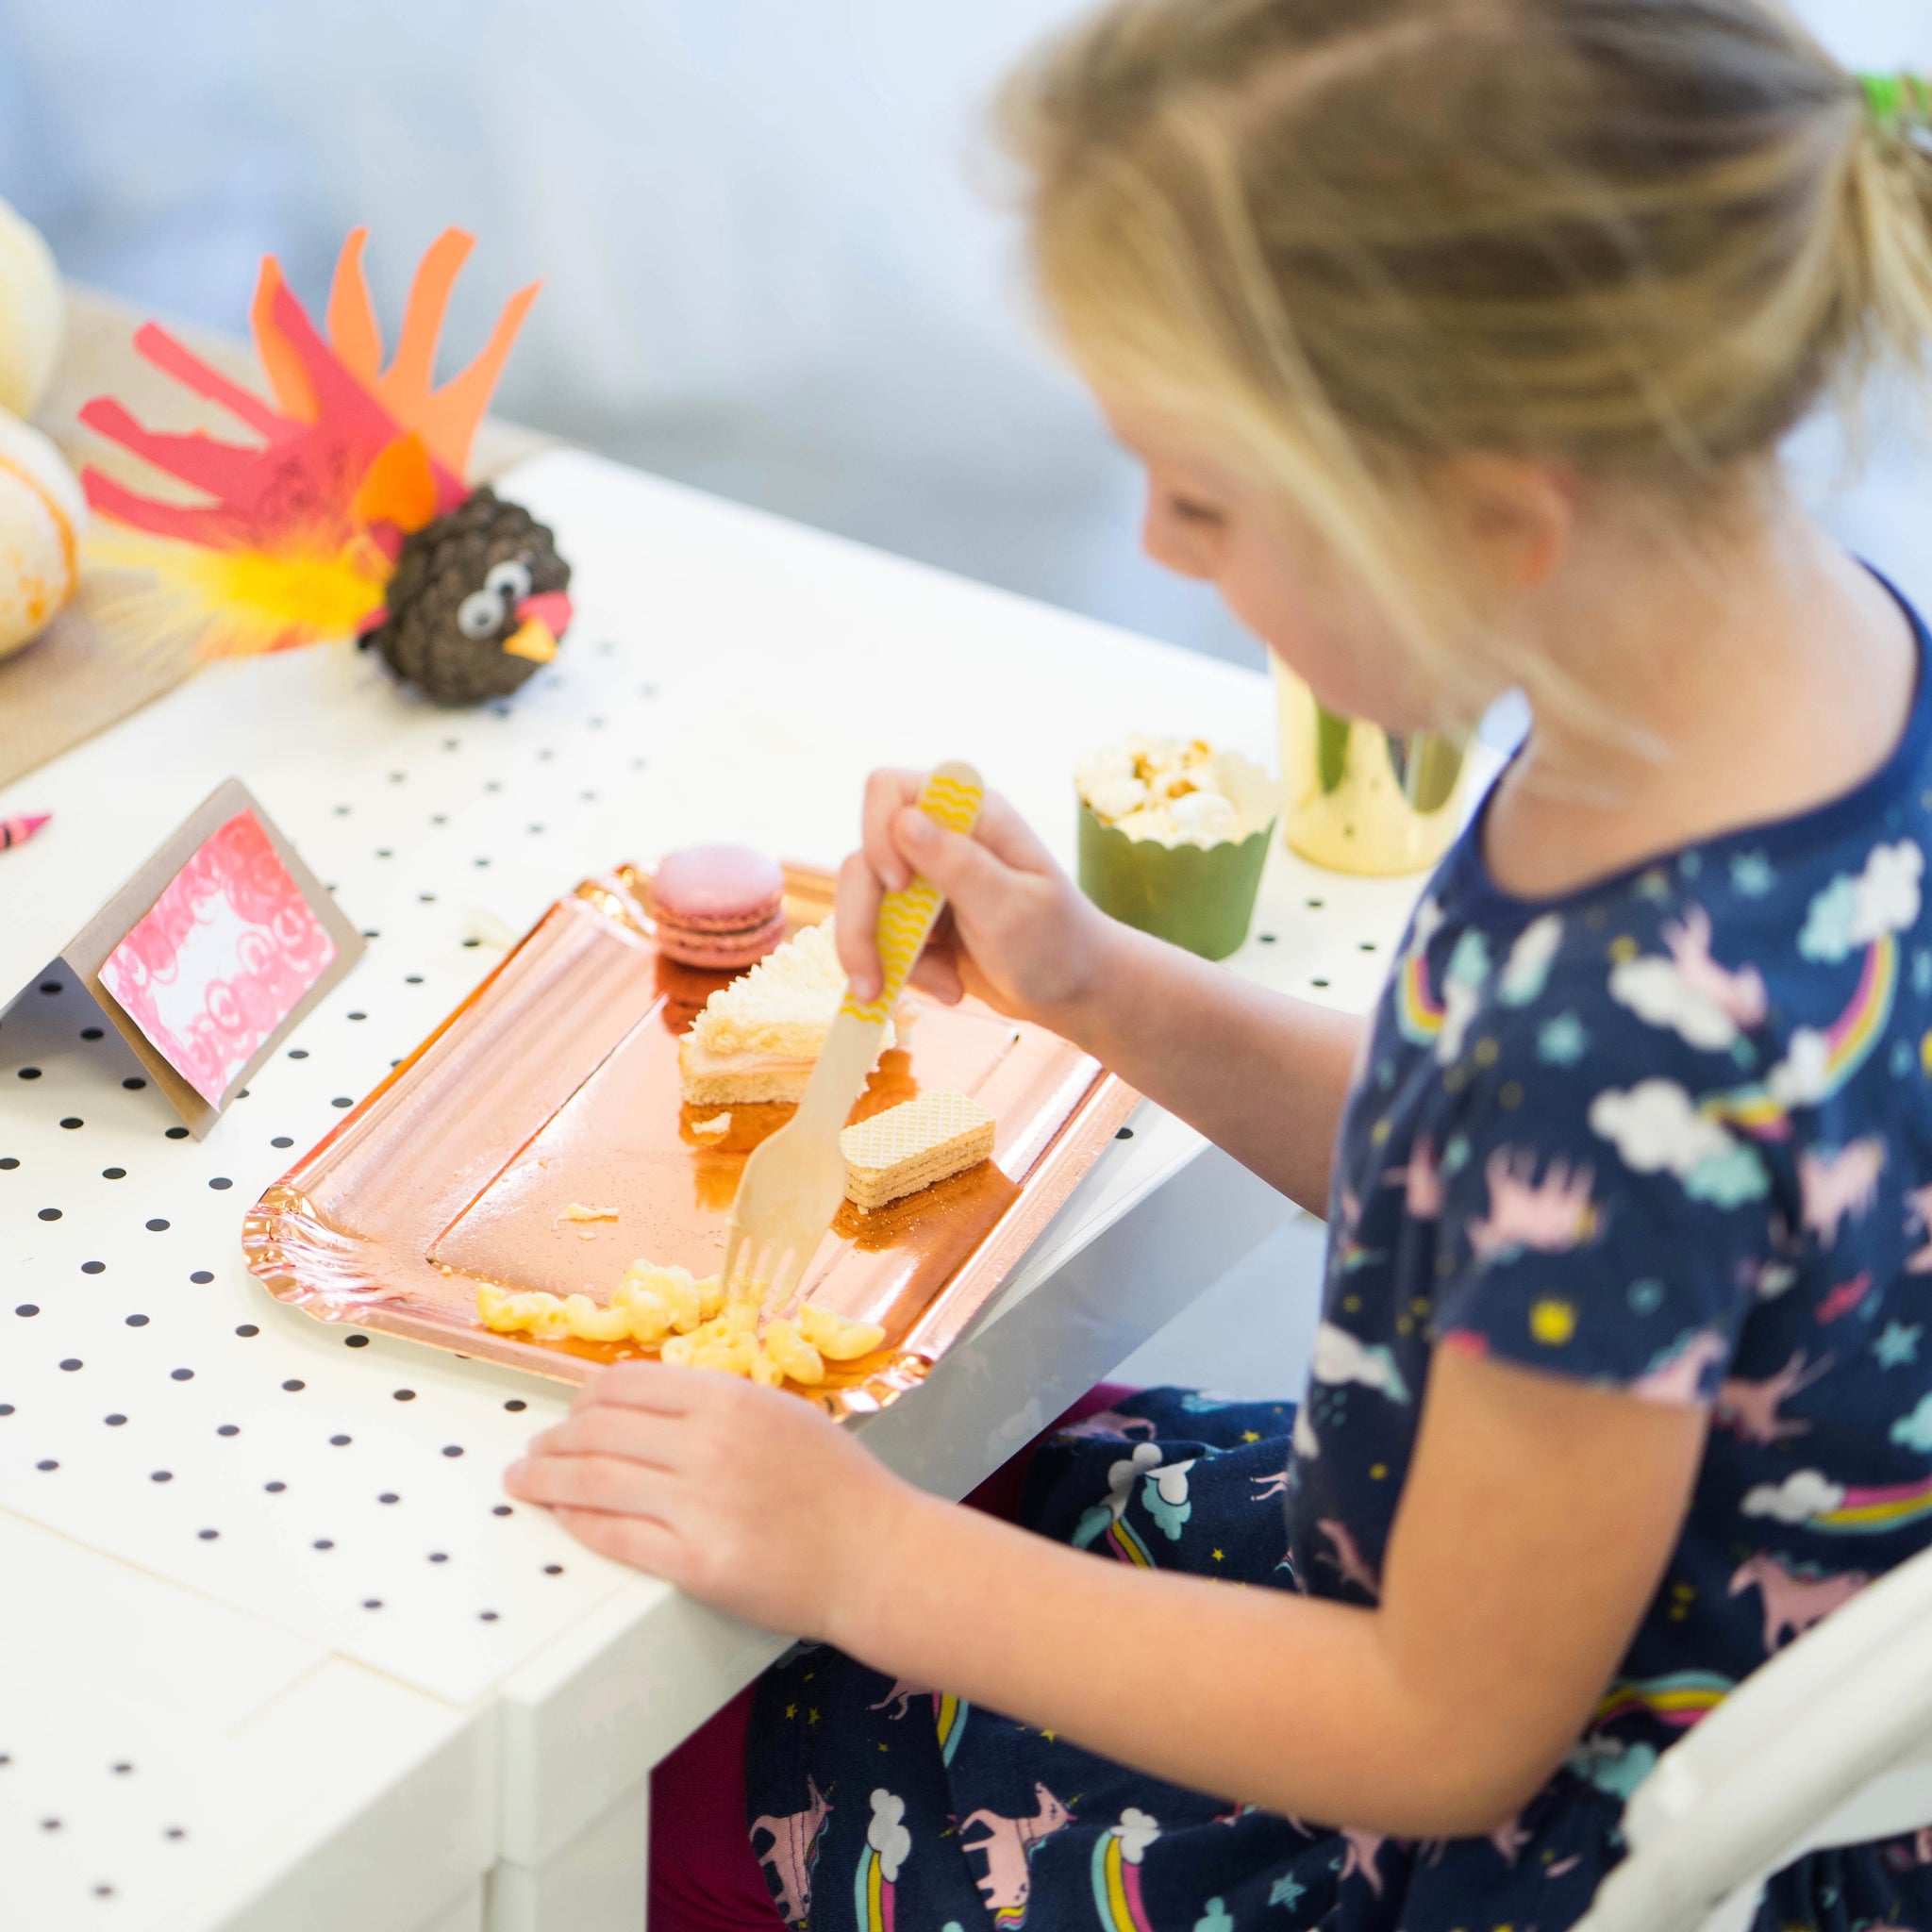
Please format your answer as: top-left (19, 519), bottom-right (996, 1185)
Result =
top-left (678, 921), bottom-right (897, 1105)
top-left (840, 1088), bottom-right (996, 1212)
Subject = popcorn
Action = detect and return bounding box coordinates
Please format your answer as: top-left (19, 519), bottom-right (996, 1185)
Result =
top-left (1076, 735), bottom-right (1255, 847)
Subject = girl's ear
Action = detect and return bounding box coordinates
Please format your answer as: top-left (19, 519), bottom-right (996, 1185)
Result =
top-left (1430, 454), bottom-right (1579, 597)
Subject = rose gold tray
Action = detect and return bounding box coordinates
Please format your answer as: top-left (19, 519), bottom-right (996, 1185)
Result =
top-left (242, 864), bottom-right (1138, 1413)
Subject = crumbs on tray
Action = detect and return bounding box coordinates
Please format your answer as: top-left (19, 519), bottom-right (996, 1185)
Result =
top-left (475, 1261), bottom-right (886, 1389)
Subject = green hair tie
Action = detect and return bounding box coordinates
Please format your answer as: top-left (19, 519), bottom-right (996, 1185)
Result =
top-left (1861, 72), bottom-right (1931, 135)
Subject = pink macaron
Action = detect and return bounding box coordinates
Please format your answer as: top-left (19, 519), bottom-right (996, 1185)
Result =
top-left (649, 845), bottom-right (788, 970)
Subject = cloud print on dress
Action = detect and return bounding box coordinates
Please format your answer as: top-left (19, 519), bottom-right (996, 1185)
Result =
top-left (868, 1789), bottom-right (911, 1884)
top-left (1741, 1470), bottom-right (1847, 1524)
top-left (1892, 1393), bottom-right (1932, 1455)
top-left (1608, 956), bottom-right (1742, 1051)
top-left (1588, 1079), bottom-right (1770, 1206)
top-left (1438, 929), bottom-right (1491, 1063)
top-left (1311, 1322), bottom-right (1411, 1404)
top-left (1798, 840), bottom-right (1924, 963)
top-left (1116, 1808), bottom-right (1160, 1863)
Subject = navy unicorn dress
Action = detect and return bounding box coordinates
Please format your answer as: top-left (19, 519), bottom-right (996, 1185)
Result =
top-left (744, 608), bottom-right (1932, 1932)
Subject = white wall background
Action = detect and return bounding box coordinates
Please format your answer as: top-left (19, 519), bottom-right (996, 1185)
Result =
top-left (0, 0), bottom-right (1926, 687)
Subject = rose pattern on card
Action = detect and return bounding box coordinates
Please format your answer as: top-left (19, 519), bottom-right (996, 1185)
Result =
top-left (100, 809), bottom-right (336, 1107)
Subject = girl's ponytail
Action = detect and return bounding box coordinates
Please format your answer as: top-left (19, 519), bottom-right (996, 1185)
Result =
top-left (1841, 77), bottom-right (1932, 389)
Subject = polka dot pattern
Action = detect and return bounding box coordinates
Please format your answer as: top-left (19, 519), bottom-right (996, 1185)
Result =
top-left (0, 641), bottom-right (649, 1727)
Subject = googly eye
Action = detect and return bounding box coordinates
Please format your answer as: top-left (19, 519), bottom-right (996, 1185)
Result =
top-left (457, 590), bottom-right (503, 640)
top-left (484, 558), bottom-right (533, 603)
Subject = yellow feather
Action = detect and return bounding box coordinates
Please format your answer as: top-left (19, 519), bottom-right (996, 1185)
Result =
top-left (85, 532), bottom-right (390, 663)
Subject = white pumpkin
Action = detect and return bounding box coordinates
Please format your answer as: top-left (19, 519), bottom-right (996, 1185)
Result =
top-left (0, 409), bottom-right (84, 659)
top-left (0, 197), bottom-right (59, 418)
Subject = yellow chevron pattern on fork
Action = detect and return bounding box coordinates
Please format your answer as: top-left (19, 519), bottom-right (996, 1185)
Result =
top-left (840, 762), bottom-right (984, 1025)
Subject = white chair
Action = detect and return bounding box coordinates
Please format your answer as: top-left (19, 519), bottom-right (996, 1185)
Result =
top-left (1577, 1540), bottom-right (1932, 1932)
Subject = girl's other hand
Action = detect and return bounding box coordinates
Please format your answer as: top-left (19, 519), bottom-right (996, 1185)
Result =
top-left (505, 1363), bottom-right (909, 1638)
top-left (834, 768), bottom-right (1111, 1028)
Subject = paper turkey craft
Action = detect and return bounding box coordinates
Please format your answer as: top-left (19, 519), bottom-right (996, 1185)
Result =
top-left (80, 228), bottom-right (574, 706)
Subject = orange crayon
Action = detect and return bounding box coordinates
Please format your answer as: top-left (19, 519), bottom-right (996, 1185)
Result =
top-left (0, 812), bottom-right (49, 851)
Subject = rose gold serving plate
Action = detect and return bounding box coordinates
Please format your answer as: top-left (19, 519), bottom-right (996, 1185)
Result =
top-left (242, 864), bottom-right (1138, 1415)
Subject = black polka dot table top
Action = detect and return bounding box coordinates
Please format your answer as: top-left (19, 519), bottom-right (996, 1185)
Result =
top-left (0, 448), bottom-right (1406, 1927)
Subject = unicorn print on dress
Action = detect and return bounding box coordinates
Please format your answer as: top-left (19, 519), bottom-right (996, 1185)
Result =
top-left (1662, 905), bottom-right (1769, 1028)
top-left (1316, 1519), bottom-right (1382, 1601)
top-left (869, 1678), bottom-right (932, 1722)
top-left (1799, 1139), bottom-right (1887, 1246)
top-left (1608, 908), bottom-right (1762, 1051)
top-left (1465, 1149), bottom-right (1600, 1263)
top-left (1632, 1328), bottom-right (1731, 1404)
top-left (1091, 1808), bottom-right (1160, 1931)
top-left (958, 1784), bottom-right (1072, 1925)
top-left (1057, 1408), bottom-right (1159, 1443)
top-left (752, 1776), bottom-right (832, 1927)
top-left (1339, 1828), bottom-right (1390, 1896)
top-left (1385, 1134), bottom-right (1444, 1218)
top-left (1728, 1552), bottom-right (1868, 1652)
top-left (1716, 1351), bottom-right (1833, 1445)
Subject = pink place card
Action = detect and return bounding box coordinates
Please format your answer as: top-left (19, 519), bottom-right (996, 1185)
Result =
top-left (98, 808), bottom-right (338, 1107)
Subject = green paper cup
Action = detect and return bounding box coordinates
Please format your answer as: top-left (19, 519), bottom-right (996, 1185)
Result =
top-left (1075, 751), bottom-right (1276, 961)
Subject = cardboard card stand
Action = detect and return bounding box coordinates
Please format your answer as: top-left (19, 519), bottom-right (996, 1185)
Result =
top-left (58, 778), bottom-right (363, 1139)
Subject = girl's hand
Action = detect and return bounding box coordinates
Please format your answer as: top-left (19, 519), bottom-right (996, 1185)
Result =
top-left (504, 1363), bottom-right (911, 1637)
top-left (835, 769), bottom-right (1112, 1030)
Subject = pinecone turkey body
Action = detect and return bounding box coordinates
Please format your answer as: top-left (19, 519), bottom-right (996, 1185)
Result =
top-left (364, 488), bottom-right (573, 706)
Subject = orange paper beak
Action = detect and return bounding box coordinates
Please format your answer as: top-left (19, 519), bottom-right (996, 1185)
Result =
top-left (503, 590), bottom-right (573, 663)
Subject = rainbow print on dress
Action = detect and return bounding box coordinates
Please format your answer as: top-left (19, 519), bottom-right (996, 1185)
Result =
top-left (936, 1692), bottom-right (968, 1767)
top-left (1753, 1462), bottom-right (1932, 1537)
top-left (1708, 932), bottom-right (1901, 1138)
top-left (1394, 941), bottom-right (1445, 1045)
top-left (1591, 1671), bottom-right (1733, 1731)
top-left (1091, 1812), bottom-right (1160, 1932)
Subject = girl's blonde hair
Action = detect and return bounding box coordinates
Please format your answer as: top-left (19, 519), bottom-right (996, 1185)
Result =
top-left (1001, 0), bottom-right (1932, 728)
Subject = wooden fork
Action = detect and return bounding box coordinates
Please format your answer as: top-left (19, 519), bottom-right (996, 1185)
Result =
top-left (721, 761), bottom-right (984, 1307)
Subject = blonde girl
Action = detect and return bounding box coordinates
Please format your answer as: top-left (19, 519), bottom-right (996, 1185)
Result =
top-left (509, 5), bottom-right (1932, 1926)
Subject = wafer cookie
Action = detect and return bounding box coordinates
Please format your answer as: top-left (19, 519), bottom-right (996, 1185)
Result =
top-left (840, 1088), bottom-right (995, 1213)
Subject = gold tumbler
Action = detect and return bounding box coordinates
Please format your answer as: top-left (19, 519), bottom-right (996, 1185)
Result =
top-left (1271, 656), bottom-right (1472, 876)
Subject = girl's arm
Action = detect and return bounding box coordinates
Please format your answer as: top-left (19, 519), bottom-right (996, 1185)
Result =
top-left (835, 771), bottom-right (1363, 1213)
top-left (508, 1346), bottom-right (1706, 1837)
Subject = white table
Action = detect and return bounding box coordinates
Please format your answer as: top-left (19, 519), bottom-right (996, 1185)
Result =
top-left (0, 450), bottom-right (1424, 1930)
